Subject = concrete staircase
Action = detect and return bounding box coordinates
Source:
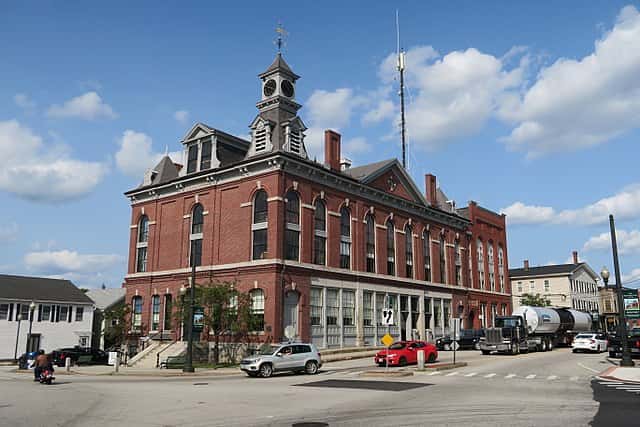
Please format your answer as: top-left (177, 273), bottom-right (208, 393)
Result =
top-left (128, 341), bottom-right (185, 368)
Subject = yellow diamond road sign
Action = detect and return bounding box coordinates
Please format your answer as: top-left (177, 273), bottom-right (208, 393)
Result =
top-left (381, 333), bottom-right (394, 347)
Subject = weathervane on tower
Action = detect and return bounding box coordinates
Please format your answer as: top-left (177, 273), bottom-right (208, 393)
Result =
top-left (274, 22), bottom-right (288, 52)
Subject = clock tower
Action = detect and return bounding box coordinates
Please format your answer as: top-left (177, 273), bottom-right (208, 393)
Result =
top-left (247, 53), bottom-right (308, 158)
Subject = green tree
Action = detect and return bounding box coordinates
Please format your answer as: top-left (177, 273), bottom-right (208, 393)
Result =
top-left (520, 293), bottom-right (552, 307)
top-left (103, 304), bottom-right (131, 350)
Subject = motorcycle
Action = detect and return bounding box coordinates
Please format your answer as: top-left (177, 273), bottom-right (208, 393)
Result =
top-left (38, 368), bottom-right (55, 385)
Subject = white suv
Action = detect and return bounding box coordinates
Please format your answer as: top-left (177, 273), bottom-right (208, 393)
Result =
top-left (240, 343), bottom-right (322, 378)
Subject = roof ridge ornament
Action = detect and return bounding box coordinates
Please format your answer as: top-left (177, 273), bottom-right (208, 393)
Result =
top-left (275, 22), bottom-right (288, 53)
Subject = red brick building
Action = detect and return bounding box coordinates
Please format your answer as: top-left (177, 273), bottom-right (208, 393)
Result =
top-left (122, 53), bottom-right (511, 349)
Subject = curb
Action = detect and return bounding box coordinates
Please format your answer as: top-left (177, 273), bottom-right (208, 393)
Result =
top-left (414, 362), bottom-right (468, 373)
top-left (595, 366), bottom-right (640, 384)
top-left (361, 370), bottom-right (413, 378)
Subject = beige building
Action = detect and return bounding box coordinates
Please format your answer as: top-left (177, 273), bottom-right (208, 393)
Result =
top-left (510, 252), bottom-right (600, 313)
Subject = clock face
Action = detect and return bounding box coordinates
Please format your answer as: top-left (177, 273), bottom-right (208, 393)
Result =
top-left (281, 80), bottom-right (295, 97)
top-left (263, 79), bottom-right (276, 97)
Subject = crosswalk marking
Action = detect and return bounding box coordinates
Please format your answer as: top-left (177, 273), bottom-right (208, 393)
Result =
top-left (445, 372), bottom-right (458, 377)
top-left (484, 373), bottom-right (496, 378)
top-left (570, 376), bottom-right (579, 381)
top-left (428, 371), bottom-right (441, 376)
top-left (547, 375), bottom-right (558, 380)
top-left (464, 372), bottom-right (477, 377)
top-left (505, 374), bottom-right (517, 379)
top-left (525, 374), bottom-right (536, 379)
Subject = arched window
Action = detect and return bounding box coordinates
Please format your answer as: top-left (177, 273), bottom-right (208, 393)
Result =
top-left (405, 224), bottom-right (413, 278)
top-left (340, 207), bottom-right (351, 269)
top-left (250, 289), bottom-right (265, 331)
top-left (136, 215), bottom-right (149, 273)
top-left (365, 214), bottom-right (376, 273)
top-left (386, 219), bottom-right (395, 275)
top-left (252, 190), bottom-right (268, 260)
top-left (163, 294), bottom-right (172, 330)
top-left (488, 241), bottom-right (495, 291)
top-left (313, 199), bottom-right (326, 265)
top-left (498, 246), bottom-right (505, 293)
top-left (190, 204), bottom-right (204, 267)
top-left (132, 296), bottom-right (143, 330)
top-left (284, 191), bottom-right (300, 261)
top-left (151, 295), bottom-right (160, 330)
top-left (455, 240), bottom-right (462, 286)
top-left (423, 230), bottom-right (431, 281)
top-left (439, 233), bottom-right (446, 283)
top-left (477, 238), bottom-right (485, 289)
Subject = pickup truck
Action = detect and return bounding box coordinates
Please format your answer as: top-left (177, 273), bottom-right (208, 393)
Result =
top-left (607, 327), bottom-right (640, 358)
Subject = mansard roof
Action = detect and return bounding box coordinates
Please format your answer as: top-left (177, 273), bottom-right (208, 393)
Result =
top-left (147, 155), bottom-right (180, 187)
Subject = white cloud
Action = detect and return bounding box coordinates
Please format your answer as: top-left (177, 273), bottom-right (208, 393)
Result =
top-left (375, 46), bottom-right (526, 150)
top-left (0, 120), bottom-right (106, 202)
top-left (306, 88), bottom-right (364, 129)
top-left (14, 93), bottom-right (36, 110)
top-left (623, 268), bottom-right (640, 284)
top-left (0, 222), bottom-right (18, 242)
top-left (46, 92), bottom-right (117, 120)
top-left (343, 137), bottom-right (371, 157)
top-left (362, 100), bottom-right (395, 125)
top-left (115, 130), bottom-right (181, 178)
top-left (24, 250), bottom-right (123, 275)
top-left (174, 110), bottom-right (189, 124)
top-left (501, 183), bottom-right (640, 225)
top-left (501, 5), bottom-right (640, 157)
top-left (583, 229), bottom-right (640, 255)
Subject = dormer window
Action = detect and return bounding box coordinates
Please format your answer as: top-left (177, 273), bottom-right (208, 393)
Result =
top-left (254, 121), bottom-right (271, 153)
top-left (187, 144), bottom-right (198, 174)
top-left (200, 140), bottom-right (212, 170)
top-left (287, 126), bottom-right (302, 154)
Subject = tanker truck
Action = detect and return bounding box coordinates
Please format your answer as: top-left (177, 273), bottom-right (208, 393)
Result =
top-left (479, 306), bottom-right (593, 355)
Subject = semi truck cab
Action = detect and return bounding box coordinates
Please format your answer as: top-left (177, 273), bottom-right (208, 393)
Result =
top-left (479, 316), bottom-right (528, 355)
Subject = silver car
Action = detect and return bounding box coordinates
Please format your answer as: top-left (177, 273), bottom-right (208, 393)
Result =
top-left (240, 343), bottom-right (322, 378)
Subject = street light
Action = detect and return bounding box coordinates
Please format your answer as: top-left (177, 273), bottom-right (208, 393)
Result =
top-left (601, 267), bottom-right (610, 288)
top-left (14, 313), bottom-right (23, 363)
top-left (179, 286), bottom-right (186, 341)
top-left (607, 214), bottom-right (634, 367)
top-left (25, 301), bottom-right (36, 357)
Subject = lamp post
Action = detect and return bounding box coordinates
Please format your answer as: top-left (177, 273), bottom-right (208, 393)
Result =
top-left (179, 286), bottom-right (186, 341)
top-left (25, 301), bottom-right (36, 355)
top-left (183, 244), bottom-right (196, 373)
top-left (14, 313), bottom-right (23, 363)
top-left (606, 214), bottom-right (634, 367)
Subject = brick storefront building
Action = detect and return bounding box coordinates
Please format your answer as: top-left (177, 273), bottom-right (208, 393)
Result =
top-left (123, 53), bottom-right (511, 349)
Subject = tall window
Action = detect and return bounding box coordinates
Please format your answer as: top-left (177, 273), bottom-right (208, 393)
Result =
top-left (340, 207), bottom-right (351, 269)
top-left (498, 246), bottom-right (505, 293)
top-left (190, 204), bottom-right (204, 267)
top-left (488, 242), bottom-right (495, 291)
top-left (136, 215), bottom-right (149, 273)
top-left (163, 294), bottom-right (172, 330)
top-left (423, 230), bottom-right (431, 281)
top-left (342, 290), bottom-right (355, 326)
top-left (365, 215), bottom-right (376, 273)
top-left (186, 144), bottom-right (198, 174)
top-left (363, 291), bottom-right (373, 326)
top-left (326, 289), bottom-right (339, 326)
top-left (439, 234), bottom-right (446, 284)
top-left (386, 220), bottom-right (395, 275)
top-left (455, 240), bottom-right (461, 286)
top-left (491, 304), bottom-right (497, 327)
top-left (250, 289), bottom-right (265, 331)
top-left (285, 191), bottom-right (300, 261)
top-left (252, 190), bottom-right (268, 260)
top-left (151, 295), bottom-right (160, 330)
top-left (313, 200), bottom-right (326, 265)
top-left (200, 140), bottom-right (212, 170)
top-left (310, 288), bottom-right (323, 326)
top-left (405, 224), bottom-right (413, 278)
top-left (132, 296), bottom-right (143, 330)
top-left (477, 238), bottom-right (485, 289)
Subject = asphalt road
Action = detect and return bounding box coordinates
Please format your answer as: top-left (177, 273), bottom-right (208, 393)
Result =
top-left (1, 348), bottom-right (637, 427)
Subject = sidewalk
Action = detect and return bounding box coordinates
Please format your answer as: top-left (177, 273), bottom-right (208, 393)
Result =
top-left (599, 365), bottom-right (640, 383)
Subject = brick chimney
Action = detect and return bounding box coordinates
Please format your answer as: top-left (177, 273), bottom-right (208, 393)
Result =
top-left (523, 259), bottom-right (529, 270)
top-left (324, 130), bottom-right (341, 172)
top-left (572, 250), bottom-right (579, 264)
top-left (425, 174), bottom-right (437, 206)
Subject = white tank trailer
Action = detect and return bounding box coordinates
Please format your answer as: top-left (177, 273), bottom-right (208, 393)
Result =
top-left (479, 306), bottom-right (594, 355)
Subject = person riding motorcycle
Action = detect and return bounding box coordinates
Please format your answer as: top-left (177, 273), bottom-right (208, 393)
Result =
top-left (34, 350), bottom-right (53, 381)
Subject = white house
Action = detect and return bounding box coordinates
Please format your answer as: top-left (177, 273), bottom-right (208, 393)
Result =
top-left (86, 287), bottom-right (125, 350)
top-left (510, 251), bottom-right (600, 313)
top-left (0, 274), bottom-right (95, 360)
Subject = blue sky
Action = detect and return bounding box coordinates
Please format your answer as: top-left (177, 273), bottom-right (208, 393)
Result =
top-left (1, 1), bottom-right (639, 288)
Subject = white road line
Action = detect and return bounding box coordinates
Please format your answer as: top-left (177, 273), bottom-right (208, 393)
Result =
top-left (625, 390), bottom-right (640, 394)
top-left (484, 373), bottom-right (496, 378)
top-left (505, 374), bottom-right (517, 379)
top-left (428, 371), bottom-right (441, 376)
top-left (464, 372), bottom-right (477, 377)
top-left (547, 375), bottom-right (558, 380)
top-left (525, 374), bottom-right (536, 379)
top-left (577, 362), bottom-right (600, 374)
top-left (445, 372), bottom-right (459, 377)
top-left (614, 386), bottom-right (640, 390)
top-left (570, 376), bottom-right (580, 381)
top-left (600, 381), bottom-right (624, 385)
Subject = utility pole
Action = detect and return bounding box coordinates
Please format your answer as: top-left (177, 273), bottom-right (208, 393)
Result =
top-left (183, 242), bottom-right (196, 373)
top-left (396, 10), bottom-right (407, 169)
top-left (610, 214), bottom-right (634, 367)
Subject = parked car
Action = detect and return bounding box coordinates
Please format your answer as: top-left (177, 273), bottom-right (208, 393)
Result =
top-left (436, 329), bottom-right (485, 351)
top-left (51, 347), bottom-right (109, 366)
top-left (608, 328), bottom-right (640, 358)
top-left (240, 342), bottom-right (322, 378)
top-left (374, 340), bottom-right (438, 366)
top-left (571, 333), bottom-right (608, 353)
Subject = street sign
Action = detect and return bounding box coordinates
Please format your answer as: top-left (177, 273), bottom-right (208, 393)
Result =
top-left (451, 341), bottom-right (460, 351)
top-left (381, 333), bottom-right (394, 347)
top-left (623, 289), bottom-right (640, 319)
top-left (453, 318), bottom-right (461, 340)
top-left (381, 309), bottom-right (394, 326)
top-left (193, 306), bottom-right (204, 332)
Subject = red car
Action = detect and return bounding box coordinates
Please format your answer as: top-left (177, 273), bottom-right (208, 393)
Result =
top-left (374, 340), bottom-right (438, 366)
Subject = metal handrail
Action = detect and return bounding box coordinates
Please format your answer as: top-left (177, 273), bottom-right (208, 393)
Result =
top-left (156, 338), bottom-right (178, 368)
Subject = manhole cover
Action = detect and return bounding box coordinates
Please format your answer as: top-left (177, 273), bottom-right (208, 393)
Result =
top-left (193, 382), bottom-right (208, 386)
top-left (294, 379), bottom-right (431, 392)
top-left (292, 423), bottom-right (329, 427)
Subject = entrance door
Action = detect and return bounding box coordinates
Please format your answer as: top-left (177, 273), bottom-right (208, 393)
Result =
top-left (283, 291), bottom-right (299, 339)
top-left (27, 334), bottom-right (41, 353)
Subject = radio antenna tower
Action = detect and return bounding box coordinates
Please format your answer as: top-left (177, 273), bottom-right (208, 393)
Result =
top-left (396, 10), bottom-right (407, 169)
